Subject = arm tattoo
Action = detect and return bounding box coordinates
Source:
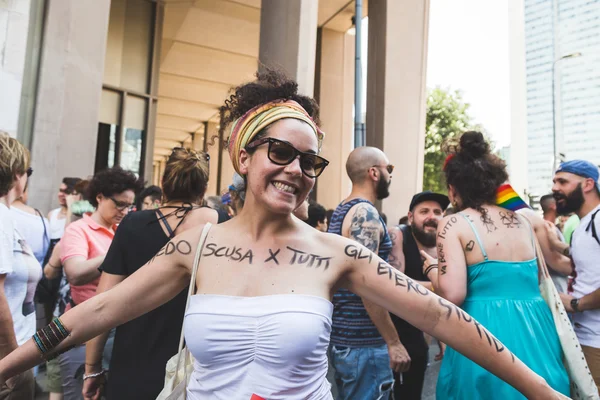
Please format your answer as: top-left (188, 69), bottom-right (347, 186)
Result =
top-left (149, 239), bottom-right (192, 264)
top-left (438, 216), bottom-right (458, 239)
top-left (377, 262), bottom-right (430, 296)
top-left (437, 297), bottom-right (515, 362)
top-left (465, 240), bottom-right (475, 252)
top-left (437, 242), bottom-right (447, 275)
top-left (480, 209), bottom-right (497, 233)
top-left (499, 211), bottom-right (521, 229)
top-left (349, 204), bottom-right (381, 252)
top-left (388, 253), bottom-right (402, 270)
top-left (563, 247), bottom-right (570, 257)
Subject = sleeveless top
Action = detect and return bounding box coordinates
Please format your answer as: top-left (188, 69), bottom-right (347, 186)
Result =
top-left (328, 198), bottom-right (392, 347)
top-left (390, 225), bottom-right (429, 356)
top-left (437, 213), bottom-right (570, 398)
top-left (184, 294), bottom-right (334, 399)
top-left (48, 208), bottom-right (66, 239)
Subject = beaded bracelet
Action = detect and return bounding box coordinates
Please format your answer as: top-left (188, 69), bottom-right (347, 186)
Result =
top-left (33, 317), bottom-right (71, 359)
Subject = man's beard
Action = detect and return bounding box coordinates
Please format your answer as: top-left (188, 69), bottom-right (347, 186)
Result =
top-left (554, 183), bottom-right (584, 215)
top-left (412, 220), bottom-right (438, 247)
top-left (376, 177), bottom-right (391, 200)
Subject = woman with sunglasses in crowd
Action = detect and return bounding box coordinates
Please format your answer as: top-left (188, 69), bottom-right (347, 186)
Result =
top-left (0, 133), bottom-right (40, 399)
top-left (57, 166), bottom-right (142, 400)
top-left (0, 70), bottom-right (569, 399)
top-left (82, 148), bottom-right (219, 400)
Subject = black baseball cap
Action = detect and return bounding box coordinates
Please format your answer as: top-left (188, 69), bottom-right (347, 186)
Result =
top-left (409, 191), bottom-right (450, 211)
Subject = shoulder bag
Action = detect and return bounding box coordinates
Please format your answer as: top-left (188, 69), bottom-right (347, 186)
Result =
top-left (533, 234), bottom-right (599, 399)
top-left (156, 223), bottom-right (212, 400)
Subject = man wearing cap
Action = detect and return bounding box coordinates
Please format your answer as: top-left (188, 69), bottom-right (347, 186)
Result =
top-left (387, 191), bottom-right (449, 400)
top-left (552, 160), bottom-right (600, 391)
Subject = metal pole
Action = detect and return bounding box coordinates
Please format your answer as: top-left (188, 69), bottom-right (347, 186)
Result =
top-left (354, 0), bottom-right (363, 148)
top-left (551, 60), bottom-right (557, 176)
top-left (551, 52), bottom-right (582, 176)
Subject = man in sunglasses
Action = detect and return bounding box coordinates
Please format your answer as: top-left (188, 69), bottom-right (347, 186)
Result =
top-left (328, 146), bottom-right (409, 400)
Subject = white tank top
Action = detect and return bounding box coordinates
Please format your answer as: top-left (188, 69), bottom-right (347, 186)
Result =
top-left (48, 208), bottom-right (66, 239)
top-left (184, 294), bottom-right (333, 400)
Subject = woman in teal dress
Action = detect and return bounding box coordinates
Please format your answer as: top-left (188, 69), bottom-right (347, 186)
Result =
top-left (424, 131), bottom-right (570, 399)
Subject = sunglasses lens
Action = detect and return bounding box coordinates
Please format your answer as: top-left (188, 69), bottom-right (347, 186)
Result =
top-left (388, 165), bottom-right (394, 174)
top-left (301, 155), bottom-right (328, 178)
top-left (268, 141), bottom-right (296, 164)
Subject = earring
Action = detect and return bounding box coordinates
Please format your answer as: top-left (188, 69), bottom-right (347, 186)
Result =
top-left (452, 201), bottom-right (458, 209)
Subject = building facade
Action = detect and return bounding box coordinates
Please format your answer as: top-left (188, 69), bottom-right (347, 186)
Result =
top-left (524, 0), bottom-right (600, 196)
top-left (1, 0), bottom-right (430, 226)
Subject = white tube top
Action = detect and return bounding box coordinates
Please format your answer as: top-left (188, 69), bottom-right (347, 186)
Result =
top-left (184, 294), bottom-right (334, 400)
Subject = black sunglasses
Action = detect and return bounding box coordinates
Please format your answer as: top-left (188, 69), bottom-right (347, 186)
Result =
top-left (245, 137), bottom-right (329, 178)
top-left (372, 164), bottom-right (394, 174)
top-left (26, 167), bottom-right (33, 177)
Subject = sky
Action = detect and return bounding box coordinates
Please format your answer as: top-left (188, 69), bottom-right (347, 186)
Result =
top-left (426, 0), bottom-right (512, 148)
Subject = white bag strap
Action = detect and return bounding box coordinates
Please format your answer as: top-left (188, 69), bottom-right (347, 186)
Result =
top-left (177, 223), bottom-right (212, 352)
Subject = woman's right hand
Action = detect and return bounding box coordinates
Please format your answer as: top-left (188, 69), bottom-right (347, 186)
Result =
top-left (82, 373), bottom-right (105, 400)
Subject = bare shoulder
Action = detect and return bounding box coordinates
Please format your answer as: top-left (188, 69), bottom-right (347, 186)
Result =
top-left (437, 213), bottom-right (467, 240)
top-left (190, 207), bottom-right (219, 223)
top-left (517, 208), bottom-right (542, 228)
top-left (317, 231), bottom-right (375, 264)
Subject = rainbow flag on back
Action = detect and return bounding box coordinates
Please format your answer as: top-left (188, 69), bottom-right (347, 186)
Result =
top-left (496, 183), bottom-right (531, 212)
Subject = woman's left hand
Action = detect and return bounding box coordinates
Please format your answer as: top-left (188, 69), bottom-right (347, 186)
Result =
top-left (420, 250), bottom-right (438, 277)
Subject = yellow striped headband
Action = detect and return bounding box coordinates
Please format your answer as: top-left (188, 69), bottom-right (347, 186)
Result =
top-left (227, 100), bottom-right (325, 175)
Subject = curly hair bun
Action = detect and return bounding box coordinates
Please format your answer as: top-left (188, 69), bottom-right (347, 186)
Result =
top-left (459, 131), bottom-right (489, 159)
top-left (219, 66), bottom-right (320, 138)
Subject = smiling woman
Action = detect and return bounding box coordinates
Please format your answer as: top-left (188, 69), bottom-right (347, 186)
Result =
top-left (0, 72), bottom-right (570, 400)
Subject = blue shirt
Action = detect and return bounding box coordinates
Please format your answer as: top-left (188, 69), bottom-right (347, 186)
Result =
top-left (329, 198), bottom-right (392, 347)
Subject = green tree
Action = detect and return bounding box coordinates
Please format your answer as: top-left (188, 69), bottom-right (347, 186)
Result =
top-left (423, 87), bottom-right (481, 193)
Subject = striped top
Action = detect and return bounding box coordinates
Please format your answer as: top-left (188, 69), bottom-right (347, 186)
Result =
top-left (328, 198), bottom-right (392, 347)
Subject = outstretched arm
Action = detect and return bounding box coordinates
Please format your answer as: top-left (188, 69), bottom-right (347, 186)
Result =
top-left (341, 240), bottom-right (562, 399)
top-left (0, 227), bottom-right (202, 383)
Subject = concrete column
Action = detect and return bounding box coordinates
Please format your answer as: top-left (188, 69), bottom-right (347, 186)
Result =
top-left (259, 0), bottom-right (318, 96)
top-left (0, 0), bottom-right (32, 137)
top-left (366, 0), bottom-right (430, 225)
top-left (205, 122), bottom-right (220, 197)
top-left (315, 28), bottom-right (354, 209)
top-left (28, 0), bottom-right (111, 212)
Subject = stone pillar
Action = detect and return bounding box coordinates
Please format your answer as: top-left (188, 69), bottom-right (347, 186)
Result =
top-left (0, 0), bottom-right (32, 137)
top-left (366, 0), bottom-right (430, 224)
top-left (28, 0), bottom-right (111, 212)
top-left (259, 0), bottom-right (318, 96)
top-left (315, 28), bottom-right (354, 209)
top-left (205, 122), bottom-right (221, 197)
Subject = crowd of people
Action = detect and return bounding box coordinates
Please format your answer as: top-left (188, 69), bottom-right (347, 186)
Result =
top-left (0, 68), bottom-right (598, 400)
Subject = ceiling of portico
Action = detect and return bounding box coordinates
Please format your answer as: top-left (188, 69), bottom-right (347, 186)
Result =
top-left (154, 0), bottom-right (368, 164)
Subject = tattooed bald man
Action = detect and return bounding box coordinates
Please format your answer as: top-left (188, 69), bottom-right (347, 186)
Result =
top-left (327, 146), bottom-right (409, 400)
